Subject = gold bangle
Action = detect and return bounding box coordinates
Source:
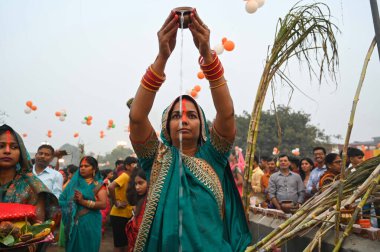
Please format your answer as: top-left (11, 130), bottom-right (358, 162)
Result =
top-left (210, 81), bottom-right (227, 90)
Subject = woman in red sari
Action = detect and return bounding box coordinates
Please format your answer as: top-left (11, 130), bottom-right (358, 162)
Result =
top-left (126, 168), bottom-right (148, 252)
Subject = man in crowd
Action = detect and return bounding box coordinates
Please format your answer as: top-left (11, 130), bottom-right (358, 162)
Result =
top-left (108, 156), bottom-right (138, 252)
top-left (33, 144), bottom-right (63, 199)
top-left (261, 156), bottom-right (278, 207)
top-left (114, 159), bottom-right (125, 178)
top-left (269, 154), bottom-right (305, 213)
top-left (306, 146), bottom-right (327, 195)
top-left (347, 147), bottom-right (364, 171)
top-left (260, 155), bottom-right (269, 174)
top-left (250, 155), bottom-right (265, 206)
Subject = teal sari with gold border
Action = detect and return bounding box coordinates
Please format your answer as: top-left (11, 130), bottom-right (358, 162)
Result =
top-left (131, 96), bottom-right (251, 252)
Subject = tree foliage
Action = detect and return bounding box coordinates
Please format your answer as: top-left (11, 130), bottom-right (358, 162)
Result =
top-left (97, 145), bottom-right (134, 168)
top-left (234, 106), bottom-right (330, 157)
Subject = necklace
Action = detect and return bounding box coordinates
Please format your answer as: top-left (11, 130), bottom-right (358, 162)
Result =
top-left (85, 177), bottom-right (94, 184)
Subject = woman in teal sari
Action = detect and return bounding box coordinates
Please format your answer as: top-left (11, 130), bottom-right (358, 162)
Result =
top-left (129, 10), bottom-right (251, 252)
top-left (0, 124), bottom-right (58, 251)
top-left (59, 156), bottom-right (107, 252)
top-left (0, 124), bottom-right (58, 219)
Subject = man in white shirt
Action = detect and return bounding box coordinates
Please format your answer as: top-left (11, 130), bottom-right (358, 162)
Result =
top-left (33, 144), bottom-right (63, 199)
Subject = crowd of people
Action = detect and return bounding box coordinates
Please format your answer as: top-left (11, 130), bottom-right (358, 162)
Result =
top-left (1, 8), bottom-right (379, 252)
top-left (231, 145), bottom-right (380, 226)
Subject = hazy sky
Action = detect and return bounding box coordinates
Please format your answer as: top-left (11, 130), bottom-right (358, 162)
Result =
top-left (1, 0), bottom-right (379, 156)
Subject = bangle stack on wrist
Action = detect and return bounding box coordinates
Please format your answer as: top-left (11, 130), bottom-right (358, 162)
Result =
top-left (140, 65), bottom-right (166, 92)
top-left (199, 51), bottom-right (224, 82)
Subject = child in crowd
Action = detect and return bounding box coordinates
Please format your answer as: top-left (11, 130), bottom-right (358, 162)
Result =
top-left (125, 167), bottom-right (148, 252)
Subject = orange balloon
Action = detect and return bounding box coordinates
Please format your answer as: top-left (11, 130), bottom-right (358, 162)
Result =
top-left (224, 40), bottom-right (235, 51)
top-left (222, 37), bottom-right (227, 44)
top-left (26, 101), bottom-right (33, 108)
top-left (87, 116), bottom-right (93, 120)
top-left (197, 71), bottom-right (205, 79)
top-left (108, 119), bottom-right (113, 124)
top-left (31, 105), bottom-right (37, 111)
top-left (55, 111), bottom-right (61, 117)
top-left (22, 133), bottom-right (27, 138)
top-left (74, 133), bottom-right (79, 138)
top-left (86, 121), bottom-right (92, 126)
top-left (190, 90), bottom-right (198, 98)
top-left (48, 130), bottom-right (52, 133)
top-left (194, 85), bottom-right (201, 92)
top-left (100, 135), bottom-right (104, 139)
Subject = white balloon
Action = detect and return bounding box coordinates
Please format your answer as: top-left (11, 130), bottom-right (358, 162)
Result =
top-left (24, 107), bottom-right (32, 114)
top-left (255, 0), bottom-right (266, 8)
top-left (81, 120), bottom-right (86, 124)
top-left (59, 116), bottom-right (65, 121)
top-left (246, 0), bottom-right (259, 14)
top-left (213, 44), bottom-right (224, 55)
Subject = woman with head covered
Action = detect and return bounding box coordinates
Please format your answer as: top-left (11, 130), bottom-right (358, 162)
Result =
top-left (129, 9), bottom-right (251, 252)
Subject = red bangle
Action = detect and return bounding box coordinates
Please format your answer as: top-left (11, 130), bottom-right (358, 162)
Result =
top-left (146, 67), bottom-right (165, 84)
top-left (204, 64), bottom-right (223, 78)
top-left (142, 76), bottom-right (161, 88)
top-left (199, 51), bottom-right (218, 71)
top-left (140, 65), bottom-right (165, 92)
top-left (149, 65), bottom-right (165, 82)
top-left (202, 60), bottom-right (221, 74)
top-left (207, 68), bottom-right (224, 82)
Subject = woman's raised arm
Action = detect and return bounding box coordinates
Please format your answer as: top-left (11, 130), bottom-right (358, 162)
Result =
top-left (129, 12), bottom-right (179, 142)
top-left (189, 10), bottom-right (235, 142)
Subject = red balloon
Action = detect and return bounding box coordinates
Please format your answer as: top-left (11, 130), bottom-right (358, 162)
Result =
top-left (197, 71), bottom-right (205, 79)
top-left (190, 90), bottom-right (198, 98)
top-left (194, 85), bottom-right (201, 92)
top-left (223, 40), bottom-right (235, 51)
top-left (26, 101), bottom-right (33, 108)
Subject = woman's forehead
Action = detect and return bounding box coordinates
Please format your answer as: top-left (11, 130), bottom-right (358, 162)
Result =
top-left (172, 99), bottom-right (198, 112)
top-left (0, 131), bottom-right (16, 142)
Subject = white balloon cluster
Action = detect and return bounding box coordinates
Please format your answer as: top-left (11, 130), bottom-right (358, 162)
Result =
top-left (245, 0), bottom-right (266, 14)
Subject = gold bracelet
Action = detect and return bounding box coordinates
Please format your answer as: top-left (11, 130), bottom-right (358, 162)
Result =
top-left (210, 81), bottom-right (227, 90)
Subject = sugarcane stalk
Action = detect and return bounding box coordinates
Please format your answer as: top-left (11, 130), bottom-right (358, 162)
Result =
top-left (345, 163), bottom-right (380, 205)
top-left (262, 219), bottom-right (320, 251)
top-left (333, 174), bottom-right (380, 252)
top-left (246, 208), bottom-right (307, 251)
top-left (304, 211), bottom-right (335, 252)
top-left (247, 202), bottom-right (331, 251)
top-left (334, 37), bottom-right (377, 244)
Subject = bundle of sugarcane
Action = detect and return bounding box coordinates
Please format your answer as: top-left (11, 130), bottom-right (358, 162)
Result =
top-left (242, 1), bottom-right (339, 211)
top-left (246, 155), bottom-right (380, 252)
